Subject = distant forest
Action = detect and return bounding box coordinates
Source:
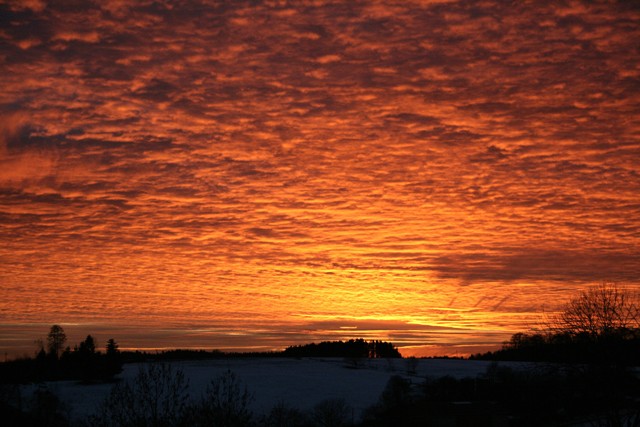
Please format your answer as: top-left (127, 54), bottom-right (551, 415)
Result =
top-left (283, 338), bottom-right (401, 359)
top-left (0, 329), bottom-right (401, 384)
top-left (122, 338), bottom-right (402, 362)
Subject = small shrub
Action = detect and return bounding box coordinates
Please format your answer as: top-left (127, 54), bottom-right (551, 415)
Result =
top-left (311, 398), bottom-right (352, 427)
top-left (261, 400), bottom-right (309, 427)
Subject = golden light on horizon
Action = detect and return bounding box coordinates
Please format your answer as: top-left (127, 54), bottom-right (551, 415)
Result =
top-left (1, 0), bottom-right (639, 358)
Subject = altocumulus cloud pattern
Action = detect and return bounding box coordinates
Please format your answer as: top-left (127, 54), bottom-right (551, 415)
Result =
top-left (0, 0), bottom-right (639, 357)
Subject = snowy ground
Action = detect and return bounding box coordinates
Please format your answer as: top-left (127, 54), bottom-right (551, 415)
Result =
top-left (21, 357), bottom-right (532, 423)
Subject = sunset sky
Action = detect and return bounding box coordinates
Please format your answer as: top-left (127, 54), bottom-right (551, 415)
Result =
top-left (1, 0), bottom-right (639, 358)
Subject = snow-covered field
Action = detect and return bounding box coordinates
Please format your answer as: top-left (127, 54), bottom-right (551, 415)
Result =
top-left (22, 357), bottom-right (530, 423)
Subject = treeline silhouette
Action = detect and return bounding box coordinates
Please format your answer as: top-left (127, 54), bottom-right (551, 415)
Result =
top-left (110, 339), bottom-right (401, 364)
top-left (471, 329), bottom-right (640, 365)
top-left (0, 325), bottom-right (122, 384)
top-left (1, 329), bottom-right (401, 384)
top-left (282, 339), bottom-right (401, 359)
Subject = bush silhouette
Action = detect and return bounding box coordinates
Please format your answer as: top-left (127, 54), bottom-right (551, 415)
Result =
top-left (260, 400), bottom-right (309, 427)
top-left (190, 369), bottom-right (253, 427)
top-left (311, 398), bottom-right (352, 427)
top-left (89, 363), bottom-right (189, 427)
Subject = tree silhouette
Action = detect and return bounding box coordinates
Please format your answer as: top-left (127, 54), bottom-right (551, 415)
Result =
top-left (69, 335), bottom-right (99, 382)
top-left (90, 363), bottom-right (190, 427)
top-left (103, 338), bottom-right (123, 380)
top-left (78, 335), bottom-right (96, 355)
top-left (550, 282), bottom-right (640, 338)
top-left (46, 325), bottom-right (67, 359)
top-left (476, 283), bottom-right (640, 364)
top-left (191, 369), bottom-right (253, 427)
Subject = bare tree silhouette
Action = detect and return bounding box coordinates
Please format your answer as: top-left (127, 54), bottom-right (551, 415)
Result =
top-left (550, 282), bottom-right (640, 338)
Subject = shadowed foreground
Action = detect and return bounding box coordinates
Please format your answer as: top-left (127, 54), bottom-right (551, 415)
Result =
top-left (3, 356), bottom-right (640, 426)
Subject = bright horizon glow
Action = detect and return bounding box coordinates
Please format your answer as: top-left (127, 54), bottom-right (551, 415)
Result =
top-left (1, 1), bottom-right (639, 359)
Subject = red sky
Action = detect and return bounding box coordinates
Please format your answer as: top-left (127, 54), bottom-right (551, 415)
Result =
top-left (1, 0), bottom-right (639, 358)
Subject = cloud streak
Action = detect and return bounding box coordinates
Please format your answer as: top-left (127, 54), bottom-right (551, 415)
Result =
top-left (1, 0), bottom-right (639, 357)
